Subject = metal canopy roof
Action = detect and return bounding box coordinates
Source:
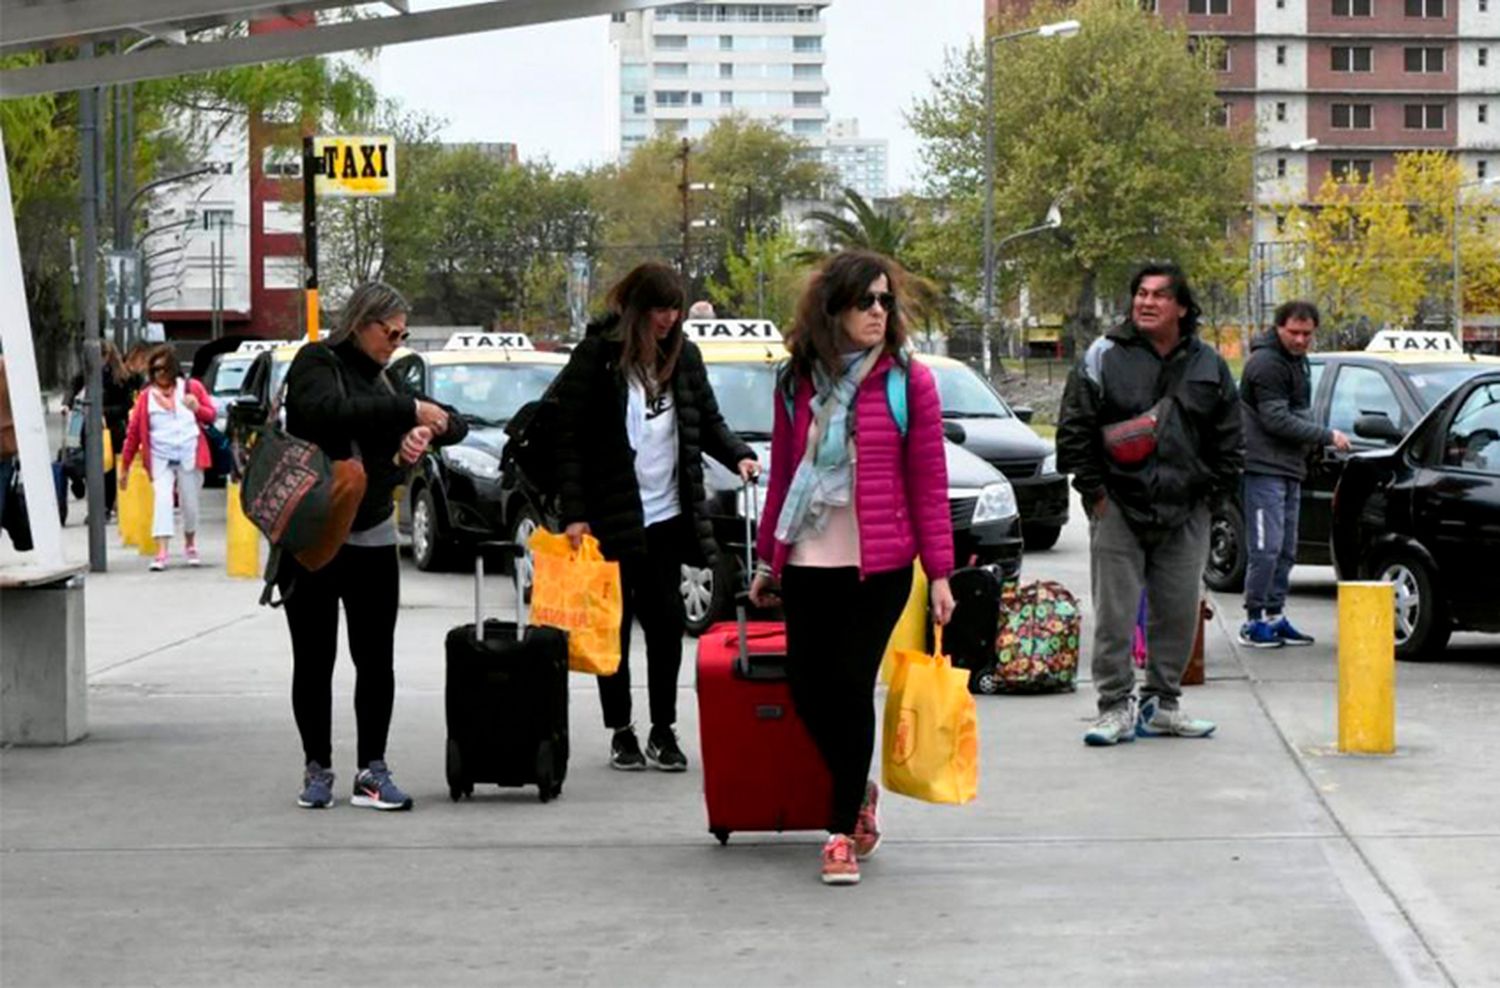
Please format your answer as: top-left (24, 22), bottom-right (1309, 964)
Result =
top-left (1, 0), bottom-right (668, 98)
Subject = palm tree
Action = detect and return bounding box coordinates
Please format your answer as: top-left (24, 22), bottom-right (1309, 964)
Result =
top-left (799, 187), bottom-right (945, 327)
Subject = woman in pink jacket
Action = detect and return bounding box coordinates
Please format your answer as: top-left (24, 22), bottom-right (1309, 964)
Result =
top-left (750, 250), bottom-right (955, 886)
top-left (121, 346), bottom-right (216, 570)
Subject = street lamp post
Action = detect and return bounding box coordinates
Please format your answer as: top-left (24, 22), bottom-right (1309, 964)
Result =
top-left (982, 18), bottom-right (1079, 380)
top-left (1248, 138), bottom-right (1317, 350)
top-left (1454, 175), bottom-right (1500, 339)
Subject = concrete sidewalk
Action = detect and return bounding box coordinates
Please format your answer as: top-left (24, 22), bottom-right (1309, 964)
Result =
top-left (1, 489), bottom-right (1496, 986)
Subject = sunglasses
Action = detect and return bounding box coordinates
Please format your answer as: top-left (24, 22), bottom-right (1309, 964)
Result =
top-left (854, 291), bottom-right (896, 313)
top-left (378, 321), bottom-right (410, 345)
top-left (150, 365), bottom-right (171, 375)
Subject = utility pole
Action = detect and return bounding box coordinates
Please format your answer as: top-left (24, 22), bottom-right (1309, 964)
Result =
top-left (677, 137), bottom-right (691, 278)
top-left (79, 45), bottom-right (107, 572)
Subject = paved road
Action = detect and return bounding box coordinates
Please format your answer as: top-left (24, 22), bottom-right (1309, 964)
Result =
top-left (2, 488), bottom-right (1497, 986)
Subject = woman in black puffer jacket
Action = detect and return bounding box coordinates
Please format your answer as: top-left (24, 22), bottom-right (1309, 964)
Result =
top-left (279, 281), bottom-right (466, 813)
top-left (555, 263), bottom-right (757, 773)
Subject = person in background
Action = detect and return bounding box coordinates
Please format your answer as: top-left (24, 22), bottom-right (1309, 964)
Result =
top-left (66, 341), bottom-right (132, 515)
top-left (750, 249), bottom-right (955, 886)
top-left (0, 354), bottom-right (19, 548)
top-left (1057, 263), bottom-right (1243, 748)
top-left (554, 263), bottom-right (757, 774)
top-left (120, 346), bottom-right (215, 571)
top-left (279, 281), bottom-right (466, 812)
top-left (687, 300), bottom-right (717, 320)
top-left (1237, 300), bottom-right (1350, 648)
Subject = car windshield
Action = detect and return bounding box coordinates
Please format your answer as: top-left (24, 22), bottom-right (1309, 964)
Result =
top-left (926, 362), bottom-right (1013, 418)
top-left (429, 362), bottom-right (560, 426)
top-left (705, 363), bottom-right (776, 440)
top-left (1399, 363), bottom-right (1499, 409)
top-left (209, 357), bottom-right (252, 396)
top-left (270, 358), bottom-right (293, 400)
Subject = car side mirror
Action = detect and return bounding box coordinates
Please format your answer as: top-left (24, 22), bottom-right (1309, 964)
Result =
top-left (942, 420), bottom-right (967, 445)
top-left (1353, 412), bottom-right (1402, 445)
top-left (1012, 405), bottom-right (1035, 424)
top-left (225, 393), bottom-right (267, 435)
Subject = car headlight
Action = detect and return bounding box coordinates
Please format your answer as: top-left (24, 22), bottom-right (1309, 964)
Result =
top-left (971, 479), bottom-right (1018, 524)
top-left (443, 446), bottom-right (501, 480)
top-left (1041, 448), bottom-right (1057, 476)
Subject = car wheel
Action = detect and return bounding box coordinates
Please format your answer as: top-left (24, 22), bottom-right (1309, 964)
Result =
top-left (1373, 549), bottom-right (1451, 661)
top-left (681, 557), bottom-right (730, 638)
top-left (1022, 523), bottom-right (1061, 551)
top-left (510, 502), bottom-right (543, 605)
top-left (1203, 503), bottom-right (1246, 593)
top-left (411, 486), bottom-right (454, 572)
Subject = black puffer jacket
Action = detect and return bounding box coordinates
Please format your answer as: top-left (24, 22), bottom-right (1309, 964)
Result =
top-left (284, 340), bottom-right (467, 533)
top-left (554, 315), bottom-right (754, 563)
top-left (1240, 330), bottom-right (1330, 480)
top-left (1057, 321), bottom-right (1244, 532)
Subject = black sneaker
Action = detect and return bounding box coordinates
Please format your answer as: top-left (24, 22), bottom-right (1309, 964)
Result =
top-left (645, 726), bottom-right (688, 773)
top-left (610, 727), bottom-right (647, 771)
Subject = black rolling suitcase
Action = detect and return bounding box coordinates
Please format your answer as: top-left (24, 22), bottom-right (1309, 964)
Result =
top-left (444, 541), bottom-right (570, 803)
top-left (944, 565), bottom-right (1006, 676)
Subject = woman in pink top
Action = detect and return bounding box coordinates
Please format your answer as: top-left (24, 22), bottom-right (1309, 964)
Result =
top-left (750, 250), bottom-right (955, 886)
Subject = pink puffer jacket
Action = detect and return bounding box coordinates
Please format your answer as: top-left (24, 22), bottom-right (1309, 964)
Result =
top-left (757, 352), bottom-right (953, 581)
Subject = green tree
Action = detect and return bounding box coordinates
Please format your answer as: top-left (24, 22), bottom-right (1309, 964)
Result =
top-left (705, 228), bottom-right (807, 327)
top-left (907, 0), bottom-right (1251, 345)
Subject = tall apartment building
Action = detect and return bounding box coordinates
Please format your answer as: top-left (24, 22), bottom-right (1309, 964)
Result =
top-left (608, 2), bottom-right (832, 157)
top-left (826, 118), bottom-right (891, 199)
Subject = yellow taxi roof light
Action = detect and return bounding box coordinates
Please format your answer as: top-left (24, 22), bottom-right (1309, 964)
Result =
top-left (444, 332), bottom-right (534, 351)
top-left (684, 319), bottom-right (781, 343)
top-left (1365, 330), bottom-right (1463, 354)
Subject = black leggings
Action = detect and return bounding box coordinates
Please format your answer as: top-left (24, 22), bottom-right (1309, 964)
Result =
top-left (280, 543), bottom-right (400, 769)
top-left (597, 516), bottom-right (690, 731)
top-left (782, 564), bottom-right (913, 835)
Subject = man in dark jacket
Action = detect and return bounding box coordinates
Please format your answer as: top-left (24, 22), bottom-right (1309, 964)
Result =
top-left (1237, 300), bottom-right (1350, 648)
top-left (1058, 263), bottom-right (1244, 746)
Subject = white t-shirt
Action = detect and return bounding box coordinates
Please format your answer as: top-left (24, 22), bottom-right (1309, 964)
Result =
top-left (628, 379), bottom-right (681, 527)
top-left (147, 381), bottom-right (199, 466)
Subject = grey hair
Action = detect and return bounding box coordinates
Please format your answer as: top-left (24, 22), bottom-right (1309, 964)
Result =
top-left (327, 281), bottom-right (409, 345)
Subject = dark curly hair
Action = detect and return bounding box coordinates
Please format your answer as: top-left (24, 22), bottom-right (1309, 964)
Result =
top-left (1128, 262), bottom-right (1202, 337)
top-left (784, 250), bottom-right (908, 386)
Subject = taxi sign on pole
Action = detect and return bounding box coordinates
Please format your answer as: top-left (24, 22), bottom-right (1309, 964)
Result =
top-left (1365, 330), bottom-right (1462, 354)
top-left (444, 332), bottom-right (534, 351)
top-left (684, 319), bottom-right (781, 342)
top-left (312, 136), bottom-right (397, 198)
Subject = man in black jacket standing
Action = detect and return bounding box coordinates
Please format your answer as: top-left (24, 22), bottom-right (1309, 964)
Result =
top-left (1237, 300), bottom-right (1350, 648)
top-left (1058, 263), bottom-right (1244, 747)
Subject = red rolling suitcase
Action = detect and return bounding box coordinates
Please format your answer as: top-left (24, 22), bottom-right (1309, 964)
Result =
top-left (696, 482), bottom-right (831, 845)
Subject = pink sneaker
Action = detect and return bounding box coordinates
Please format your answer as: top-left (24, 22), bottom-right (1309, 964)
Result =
top-left (149, 552), bottom-right (167, 572)
top-left (851, 780), bottom-right (881, 859)
top-left (821, 834), bottom-right (860, 886)
top-left (185, 546), bottom-right (201, 567)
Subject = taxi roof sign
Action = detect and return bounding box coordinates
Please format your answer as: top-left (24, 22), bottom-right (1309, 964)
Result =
top-left (684, 319), bottom-right (781, 343)
top-left (444, 332), bottom-right (534, 351)
top-left (235, 340), bottom-right (296, 354)
top-left (1366, 330), bottom-right (1462, 354)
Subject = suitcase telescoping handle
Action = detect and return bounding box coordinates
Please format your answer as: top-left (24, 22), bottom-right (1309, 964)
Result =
top-left (733, 477), bottom-right (786, 680)
top-left (473, 540), bottom-right (526, 643)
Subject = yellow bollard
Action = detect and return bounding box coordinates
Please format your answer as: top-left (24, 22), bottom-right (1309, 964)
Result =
top-left (1338, 580), bottom-right (1396, 754)
top-left (225, 481), bottom-right (261, 579)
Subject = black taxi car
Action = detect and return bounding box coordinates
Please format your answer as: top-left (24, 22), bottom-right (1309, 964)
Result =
top-left (1206, 331), bottom-right (1500, 591)
top-left (386, 332), bottom-right (568, 570)
top-left (1332, 369), bottom-right (1500, 660)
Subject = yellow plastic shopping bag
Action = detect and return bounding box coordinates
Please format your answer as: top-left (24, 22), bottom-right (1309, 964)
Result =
top-left (527, 529), bottom-right (623, 676)
top-left (118, 460), bottom-right (155, 551)
top-left (882, 628), bottom-right (979, 805)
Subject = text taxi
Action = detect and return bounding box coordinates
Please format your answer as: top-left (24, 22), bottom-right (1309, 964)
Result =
top-left (387, 332), bottom-right (568, 570)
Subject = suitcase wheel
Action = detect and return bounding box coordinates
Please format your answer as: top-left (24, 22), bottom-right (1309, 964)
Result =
top-left (969, 667), bottom-right (1001, 696)
top-left (712, 829), bottom-right (730, 846)
top-left (445, 738), bottom-right (467, 802)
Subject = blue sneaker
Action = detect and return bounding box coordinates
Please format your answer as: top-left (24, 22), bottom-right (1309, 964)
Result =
top-left (351, 760), bottom-right (413, 811)
top-left (297, 761), bottom-right (335, 809)
top-left (1136, 695), bottom-right (1216, 739)
top-left (1237, 619), bottom-right (1284, 649)
top-left (1268, 616), bottom-right (1315, 647)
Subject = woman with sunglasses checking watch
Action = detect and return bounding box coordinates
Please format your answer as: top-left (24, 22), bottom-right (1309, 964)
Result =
top-left (749, 250), bottom-right (955, 886)
top-left (278, 281), bottom-right (466, 812)
top-left (120, 345), bottom-right (216, 570)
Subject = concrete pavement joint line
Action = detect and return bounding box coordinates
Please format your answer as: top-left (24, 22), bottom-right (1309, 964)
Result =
top-left (89, 612), bottom-right (265, 679)
top-left (1208, 592), bottom-right (1459, 988)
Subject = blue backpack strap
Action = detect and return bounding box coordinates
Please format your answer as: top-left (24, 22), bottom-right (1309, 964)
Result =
top-left (886, 363), bottom-right (908, 438)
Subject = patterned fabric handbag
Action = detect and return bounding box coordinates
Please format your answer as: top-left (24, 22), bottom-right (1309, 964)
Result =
top-left (971, 580), bottom-right (1082, 695)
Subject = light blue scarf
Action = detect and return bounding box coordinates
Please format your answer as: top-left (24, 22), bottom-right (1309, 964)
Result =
top-left (775, 347), bottom-right (880, 545)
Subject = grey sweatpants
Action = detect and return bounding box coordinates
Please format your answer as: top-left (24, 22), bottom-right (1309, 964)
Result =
top-left (1088, 497), bottom-right (1211, 714)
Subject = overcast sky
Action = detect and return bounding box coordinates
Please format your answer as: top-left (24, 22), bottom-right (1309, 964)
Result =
top-left (375, 0), bottom-right (982, 193)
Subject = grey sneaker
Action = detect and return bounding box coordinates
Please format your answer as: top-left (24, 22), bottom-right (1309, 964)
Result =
top-left (1083, 699), bottom-right (1138, 747)
top-left (1136, 695), bottom-right (1216, 739)
top-left (297, 761), bottom-right (335, 809)
top-left (350, 760), bottom-right (413, 810)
